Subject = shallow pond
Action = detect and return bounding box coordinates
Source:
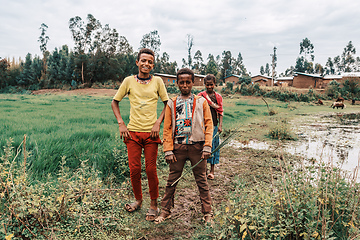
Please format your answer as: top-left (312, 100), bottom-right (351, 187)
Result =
top-left (286, 112), bottom-right (360, 181)
top-left (228, 112), bottom-right (360, 181)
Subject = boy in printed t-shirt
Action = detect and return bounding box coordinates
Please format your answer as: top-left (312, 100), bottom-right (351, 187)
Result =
top-left (111, 48), bottom-right (169, 221)
top-left (154, 68), bottom-right (213, 224)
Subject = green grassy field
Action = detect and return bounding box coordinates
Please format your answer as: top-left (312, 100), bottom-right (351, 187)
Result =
top-left (1, 92), bottom-right (359, 239)
top-left (1, 93), bottom-right (356, 180)
top-left (1, 94), bottom-right (135, 181)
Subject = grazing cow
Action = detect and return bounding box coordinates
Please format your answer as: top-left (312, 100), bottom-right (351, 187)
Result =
top-left (336, 97), bottom-right (345, 102)
top-left (330, 102), bottom-right (346, 109)
top-left (317, 99), bottom-right (324, 105)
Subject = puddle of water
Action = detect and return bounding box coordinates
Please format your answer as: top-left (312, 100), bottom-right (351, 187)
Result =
top-left (285, 113), bottom-right (360, 181)
top-left (226, 113), bottom-right (360, 181)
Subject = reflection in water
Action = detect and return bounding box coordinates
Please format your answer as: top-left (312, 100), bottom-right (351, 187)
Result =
top-left (285, 113), bottom-right (360, 180)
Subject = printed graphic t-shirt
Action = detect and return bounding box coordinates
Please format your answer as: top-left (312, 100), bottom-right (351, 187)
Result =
top-left (174, 95), bottom-right (194, 144)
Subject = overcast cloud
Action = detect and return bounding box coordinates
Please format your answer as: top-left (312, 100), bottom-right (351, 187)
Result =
top-left (1, 0), bottom-right (360, 75)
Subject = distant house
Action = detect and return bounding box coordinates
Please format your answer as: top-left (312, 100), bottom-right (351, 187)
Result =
top-left (248, 72), bottom-right (360, 89)
top-left (292, 72), bottom-right (323, 89)
top-left (154, 73), bottom-right (206, 87)
top-left (224, 74), bottom-right (240, 85)
top-left (154, 73), bottom-right (177, 86)
top-left (338, 72), bottom-right (360, 85)
top-left (275, 76), bottom-right (293, 87)
top-left (251, 75), bottom-right (272, 86)
top-left (322, 74), bottom-right (342, 88)
top-left (194, 74), bottom-right (206, 86)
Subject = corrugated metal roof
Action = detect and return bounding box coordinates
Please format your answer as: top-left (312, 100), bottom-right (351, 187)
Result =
top-left (294, 72), bottom-right (322, 78)
top-left (342, 72), bottom-right (360, 77)
top-left (154, 73), bottom-right (176, 78)
top-left (251, 74), bottom-right (272, 79)
top-left (277, 77), bottom-right (293, 80)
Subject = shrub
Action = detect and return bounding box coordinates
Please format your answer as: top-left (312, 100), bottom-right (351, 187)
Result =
top-left (226, 82), bottom-right (234, 91)
top-left (268, 118), bottom-right (296, 140)
top-left (203, 153), bottom-right (360, 239)
top-left (166, 83), bottom-right (179, 94)
top-left (0, 138), bottom-right (132, 239)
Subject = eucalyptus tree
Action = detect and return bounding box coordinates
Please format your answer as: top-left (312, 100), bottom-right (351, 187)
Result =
top-left (193, 50), bottom-right (205, 74)
top-left (356, 56), bottom-right (360, 72)
top-left (270, 47), bottom-right (277, 85)
top-left (299, 37), bottom-right (315, 61)
top-left (139, 30), bottom-right (161, 56)
top-left (38, 23), bottom-right (50, 82)
top-left (341, 41), bottom-right (356, 72)
top-left (220, 50), bottom-right (232, 80)
top-left (69, 14), bottom-right (101, 83)
top-left (118, 36), bottom-right (133, 55)
top-left (265, 63), bottom-right (270, 76)
top-left (17, 53), bottom-right (36, 86)
top-left (314, 63), bottom-right (324, 75)
top-left (182, 34), bottom-right (194, 68)
top-left (297, 38), bottom-right (315, 74)
top-left (205, 54), bottom-right (218, 77)
top-left (154, 52), bottom-right (177, 75)
top-left (260, 65), bottom-right (265, 75)
top-left (281, 66), bottom-right (295, 77)
top-left (325, 57), bottom-right (335, 75)
top-left (232, 52), bottom-right (247, 76)
top-left (333, 55), bottom-right (342, 74)
top-left (0, 58), bottom-right (10, 89)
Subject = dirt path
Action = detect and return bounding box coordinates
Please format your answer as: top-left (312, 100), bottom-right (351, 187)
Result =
top-left (135, 145), bottom-right (274, 240)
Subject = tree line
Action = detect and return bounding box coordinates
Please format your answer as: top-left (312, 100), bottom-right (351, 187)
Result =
top-left (1, 14), bottom-right (360, 92)
top-left (0, 14), bottom-right (249, 92)
top-left (261, 38), bottom-right (360, 77)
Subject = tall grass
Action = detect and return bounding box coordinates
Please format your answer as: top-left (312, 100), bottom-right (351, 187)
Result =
top-left (0, 94), bottom-right (165, 181)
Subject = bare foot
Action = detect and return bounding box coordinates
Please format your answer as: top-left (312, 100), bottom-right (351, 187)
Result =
top-left (207, 173), bottom-right (215, 179)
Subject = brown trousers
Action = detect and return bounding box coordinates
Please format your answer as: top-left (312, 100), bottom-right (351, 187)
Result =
top-left (160, 143), bottom-right (212, 214)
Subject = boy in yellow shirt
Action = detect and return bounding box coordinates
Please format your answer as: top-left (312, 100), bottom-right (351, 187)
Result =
top-left (111, 48), bottom-right (169, 221)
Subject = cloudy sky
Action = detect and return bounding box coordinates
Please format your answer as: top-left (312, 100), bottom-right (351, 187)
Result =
top-left (1, 0), bottom-right (360, 75)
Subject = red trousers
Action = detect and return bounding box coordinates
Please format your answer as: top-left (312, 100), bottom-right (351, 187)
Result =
top-left (124, 131), bottom-right (161, 200)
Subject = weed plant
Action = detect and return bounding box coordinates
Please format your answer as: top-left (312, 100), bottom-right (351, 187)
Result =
top-left (0, 138), bottom-right (139, 239)
top-left (268, 118), bottom-right (297, 140)
top-left (198, 151), bottom-right (360, 240)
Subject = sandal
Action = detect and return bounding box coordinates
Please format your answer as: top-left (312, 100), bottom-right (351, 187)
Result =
top-left (124, 202), bottom-right (142, 213)
top-left (146, 208), bottom-right (159, 221)
top-left (154, 210), bottom-right (171, 224)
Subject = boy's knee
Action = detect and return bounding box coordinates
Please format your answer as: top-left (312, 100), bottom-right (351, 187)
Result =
top-left (146, 167), bottom-right (157, 177)
top-left (130, 167), bottom-right (142, 176)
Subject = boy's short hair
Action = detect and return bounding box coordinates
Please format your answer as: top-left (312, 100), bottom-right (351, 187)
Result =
top-left (137, 48), bottom-right (155, 61)
top-left (177, 68), bottom-right (195, 83)
top-left (204, 74), bottom-right (216, 84)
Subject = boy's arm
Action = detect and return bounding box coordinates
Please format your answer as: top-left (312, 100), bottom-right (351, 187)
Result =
top-left (111, 99), bottom-right (131, 139)
top-left (202, 101), bottom-right (214, 160)
top-left (218, 114), bottom-right (223, 133)
top-left (163, 104), bottom-right (175, 155)
top-left (150, 100), bottom-right (168, 139)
